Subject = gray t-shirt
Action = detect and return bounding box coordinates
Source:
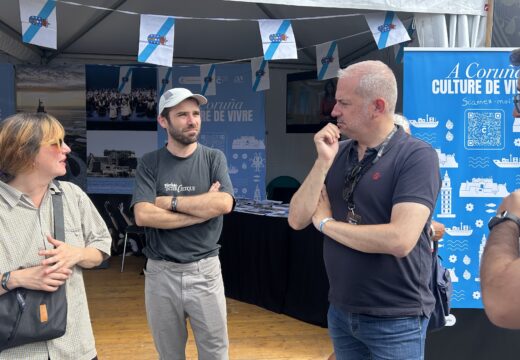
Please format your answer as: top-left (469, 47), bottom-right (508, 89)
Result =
top-left (131, 144), bottom-right (234, 263)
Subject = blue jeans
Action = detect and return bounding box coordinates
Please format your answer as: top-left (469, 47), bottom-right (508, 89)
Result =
top-left (328, 304), bottom-right (429, 360)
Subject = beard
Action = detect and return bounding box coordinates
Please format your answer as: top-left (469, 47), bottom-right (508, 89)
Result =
top-left (167, 124), bottom-right (199, 145)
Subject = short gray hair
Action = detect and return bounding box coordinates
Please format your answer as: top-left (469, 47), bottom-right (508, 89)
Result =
top-left (338, 60), bottom-right (397, 113)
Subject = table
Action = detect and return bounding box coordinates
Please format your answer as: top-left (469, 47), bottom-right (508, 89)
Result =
top-left (219, 211), bottom-right (329, 327)
top-left (219, 211), bottom-right (520, 359)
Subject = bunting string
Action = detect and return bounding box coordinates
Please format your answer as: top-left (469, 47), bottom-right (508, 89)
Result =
top-left (20, 0), bottom-right (405, 66)
top-left (19, 0), bottom-right (413, 94)
top-left (58, 0), bottom-right (365, 21)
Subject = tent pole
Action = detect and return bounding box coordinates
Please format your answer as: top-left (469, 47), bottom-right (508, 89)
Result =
top-left (485, 0), bottom-right (494, 47)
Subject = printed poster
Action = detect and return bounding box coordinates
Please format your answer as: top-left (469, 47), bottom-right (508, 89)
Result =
top-left (16, 64), bottom-right (87, 190)
top-left (404, 49), bottom-right (519, 309)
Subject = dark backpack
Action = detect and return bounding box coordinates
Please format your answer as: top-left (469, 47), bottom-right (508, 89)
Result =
top-left (427, 240), bottom-right (453, 332)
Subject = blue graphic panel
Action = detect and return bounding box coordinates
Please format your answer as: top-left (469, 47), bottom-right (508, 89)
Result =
top-left (165, 64), bottom-right (266, 200)
top-left (404, 49), bottom-right (518, 309)
top-left (0, 64), bottom-right (15, 121)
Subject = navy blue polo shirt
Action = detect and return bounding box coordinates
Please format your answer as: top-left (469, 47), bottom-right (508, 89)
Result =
top-left (324, 126), bottom-right (441, 317)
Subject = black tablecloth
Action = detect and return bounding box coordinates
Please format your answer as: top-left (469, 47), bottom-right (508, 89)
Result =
top-left (218, 211), bottom-right (520, 359)
top-left (219, 211), bottom-right (329, 327)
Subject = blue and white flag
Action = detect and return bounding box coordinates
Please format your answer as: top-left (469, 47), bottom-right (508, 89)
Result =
top-left (316, 41), bottom-right (339, 81)
top-left (251, 57), bottom-right (270, 92)
top-left (138, 14), bottom-right (175, 67)
top-left (118, 66), bottom-right (133, 95)
top-left (365, 12), bottom-right (410, 50)
top-left (19, 0), bottom-right (57, 49)
top-left (200, 64), bottom-right (216, 96)
top-left (157, 67), bottom-right (173, 96)
top-left (258, 19), bottom-right (297, 60)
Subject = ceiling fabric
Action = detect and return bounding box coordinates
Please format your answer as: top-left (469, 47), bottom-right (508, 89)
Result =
top-left (225, 0), bottom-right (487, 16)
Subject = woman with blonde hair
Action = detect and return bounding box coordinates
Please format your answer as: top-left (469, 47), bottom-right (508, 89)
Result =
top-left (0, 113), bottom-right (111, 359)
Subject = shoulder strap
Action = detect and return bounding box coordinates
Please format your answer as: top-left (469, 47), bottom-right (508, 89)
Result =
top-left (51, 180), bottom-right (65, 242)
top-left (431, 240), bottom-right (442, 274)
top-left (432, 239), bottom-right (439, 256)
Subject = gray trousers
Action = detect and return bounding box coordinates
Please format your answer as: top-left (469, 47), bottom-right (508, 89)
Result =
top-left (144, 256), bottom-right (229, 360)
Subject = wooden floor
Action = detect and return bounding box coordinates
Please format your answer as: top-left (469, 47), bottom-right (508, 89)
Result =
top-left (84, 256), bottom-right (333, 360)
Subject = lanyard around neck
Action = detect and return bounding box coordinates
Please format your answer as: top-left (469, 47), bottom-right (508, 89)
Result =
top-left (342, 125), bottom-right (398, 210)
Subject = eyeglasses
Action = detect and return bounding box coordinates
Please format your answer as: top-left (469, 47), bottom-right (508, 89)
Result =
top-left (514, 94), bottom-right (520, 113)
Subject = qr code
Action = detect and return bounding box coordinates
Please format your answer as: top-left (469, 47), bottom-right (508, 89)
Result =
top-left (465, 110), bottom-right (504, 149)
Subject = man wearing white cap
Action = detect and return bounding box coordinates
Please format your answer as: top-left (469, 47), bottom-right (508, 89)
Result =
top-left (132, 88), bottom-right (235, 359)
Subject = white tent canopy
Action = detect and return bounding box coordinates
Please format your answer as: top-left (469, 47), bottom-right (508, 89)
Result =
top-left (0, 0), bottom-right (489, 67)
top-left (228, 0), bottom-right (487, 16)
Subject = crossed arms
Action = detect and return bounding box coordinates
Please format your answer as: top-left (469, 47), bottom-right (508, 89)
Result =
top-left (134, 181), bottom-right (234, 230)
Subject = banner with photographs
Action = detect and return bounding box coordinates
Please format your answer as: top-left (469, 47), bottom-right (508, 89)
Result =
top-left (16, 64), bottom-right (87, 190)
top-left (86, 65), bottom-right (158, 131)
top-left (404, 49), bottom-right (518, 309)
top-left (86, 130), bottom-right (157, 194)
top-left (86, 65), bottom-right (159, 194)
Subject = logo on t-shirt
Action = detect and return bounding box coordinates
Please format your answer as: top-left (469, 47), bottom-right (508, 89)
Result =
top-left (164, 183), bottom-right (196, 193)
top-left (372, 172), bottom-right (381, 181)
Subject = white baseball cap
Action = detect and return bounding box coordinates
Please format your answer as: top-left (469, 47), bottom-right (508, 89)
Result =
top-left (158, 88), bottom-right (208, 115)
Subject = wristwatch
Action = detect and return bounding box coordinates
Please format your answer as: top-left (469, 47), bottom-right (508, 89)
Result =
top-left (1, 271), bottom-right (11, 291)
top-left (488, 211), bottom-right (520, 231)
top-left (171, 196), bottom-right (178, 212)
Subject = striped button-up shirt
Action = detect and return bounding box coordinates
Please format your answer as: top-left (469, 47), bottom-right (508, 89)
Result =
top-left (0, 180), bottom-right (111, 360)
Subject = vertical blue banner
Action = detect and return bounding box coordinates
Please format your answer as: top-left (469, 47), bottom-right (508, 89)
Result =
top-left (164, 63), bottom-right (266, 200)
top-left (0, 64), bottom-right (15, 121)
top-left (404, 49), bottom-right (519, 309)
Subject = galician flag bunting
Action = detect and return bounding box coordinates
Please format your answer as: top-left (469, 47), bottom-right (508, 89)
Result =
top-left (258, 19), bottom-right (297, 60)
top-left (118, 66), bottom-right (133, 95)
top-left (19, 0), bottom-right (57, 49)
top-left (316, 41), bottom-right (339, 81)
top-left (251, 57), bottom-right (270, 92)
top-left (158, 67), bottom-right (173, 96)
top-left (200, 64), bottom-right (216, 96)
top-left (394, 18), bottom-right (415, 64)
top-left (138, 14), bottom-right (175, 67)
top-left (364, 11), bottom-right (410, 50)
